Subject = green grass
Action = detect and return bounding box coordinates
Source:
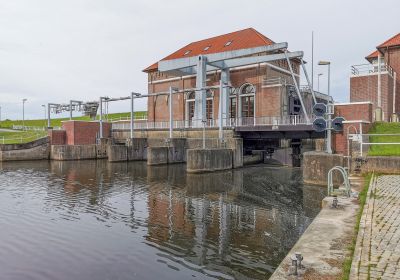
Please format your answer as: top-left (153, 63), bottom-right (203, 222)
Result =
top-left (368, 122), bottom-right (400, 156)
top-left (0, 130), bottom-right (48, 144)
top-left (341, 173), bottom-right (372, 280)
top-left (0, 111), bottom-right (147, 129)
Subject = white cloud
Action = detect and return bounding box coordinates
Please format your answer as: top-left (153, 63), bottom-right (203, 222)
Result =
top-left (0, 0), bottom-right (398, 119)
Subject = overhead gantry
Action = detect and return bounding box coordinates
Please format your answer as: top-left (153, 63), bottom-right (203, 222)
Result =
top-left (158, 42), bottom-right (318, 127)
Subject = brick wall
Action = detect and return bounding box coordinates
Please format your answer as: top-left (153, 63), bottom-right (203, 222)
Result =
top-left (350, 73), bottom-right (394, 121)
top-left (147, 62), bottom-right (300, 122)
top-left (48, 130), bottom-right (66, 145)
top-left (61, 121), bottom-right (112, 145)
top-left (332, 103), bottom-right (373, 154)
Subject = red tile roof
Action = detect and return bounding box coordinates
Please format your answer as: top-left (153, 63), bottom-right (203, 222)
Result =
top-left (365, 33), bottom-right (400, 62)
top-left (366, 50), bottom-right (379, 60)
top-left (377, 33), bottom-right (400, 48)
top-left (143, 28), bottom-right (275, 72)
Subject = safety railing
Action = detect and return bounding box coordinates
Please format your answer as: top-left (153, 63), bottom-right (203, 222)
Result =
top-left (351, 63), bottom-right (394, 77)
top-left (348, 133), bottom-right (400, 157)
top-left (12, 125), bottom-right (62, 131)
top-left (111, 115), bottom-right (314, 130)
top-left (0, 132), bottom-right (47, 144)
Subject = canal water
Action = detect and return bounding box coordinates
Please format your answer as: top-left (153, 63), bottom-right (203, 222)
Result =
top-left (0, 161), bottom-right (325, 280)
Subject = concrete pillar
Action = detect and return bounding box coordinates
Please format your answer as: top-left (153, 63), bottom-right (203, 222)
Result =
top-left (194, 55), bottom-right (207, 127)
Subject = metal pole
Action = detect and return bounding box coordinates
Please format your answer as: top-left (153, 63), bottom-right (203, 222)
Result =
top-left (311, 31), bottom-right (314, 90)
top-left (47, 104), bottom-right (51, 128)
top-left (130, 92), bottom-right (134, 139)
top-left (70, 100), bottom-right (73, 120)
top-left (393, 72), bottom-right (397, 114)
top-left (99, 97), bottom-right (103, 138)
top-left (22, 99), bottom-right (26, 130)
top-left (169, 86), bottom-right (173, 139)
top-left (284, 51), bottom-right (310, 123)
top-left (326, 64), bottom-right (332, 154)
top-left (0, 106), bottom-right (1, 122)
top-left (218, 80), bottom-right (223, 140)
top-left (360, 122), bottom-right (363, 156)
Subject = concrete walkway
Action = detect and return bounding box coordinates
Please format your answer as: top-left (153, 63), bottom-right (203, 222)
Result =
top-left (351, 175), bottom-right (400, 280)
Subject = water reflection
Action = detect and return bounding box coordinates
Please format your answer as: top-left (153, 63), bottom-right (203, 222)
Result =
top-left (0, 161), bottom-right (325, 280)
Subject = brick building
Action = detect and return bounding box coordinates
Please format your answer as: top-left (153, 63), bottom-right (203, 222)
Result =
top-left (143, 28), bottom-right (322, 125)
top-left (350, 33), bottom-right (400, 122)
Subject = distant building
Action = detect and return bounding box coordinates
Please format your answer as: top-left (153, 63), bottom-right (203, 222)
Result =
top-left (143, 28), bottom-right (326, 125)
top-left (350, 33), bottom-right (400, 121)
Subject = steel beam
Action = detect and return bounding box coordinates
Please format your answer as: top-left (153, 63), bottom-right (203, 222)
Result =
top-left (159, 42), bottom-right (288, 72)
top-left (284, 51), bottom-right (310, 123)
top-left (300, 60), bottom-right (317, 104)
top-left (161, 51), bottom-right (303, 75)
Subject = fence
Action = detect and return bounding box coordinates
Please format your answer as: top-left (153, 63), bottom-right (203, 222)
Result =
top-left (348, 133), bottom-right (400, 157)
top-left (12, 125), bottom-right (62, 131)
top-left (0, 132), bottom-right (47, 144)
top-left (111, 115), bottom-right (313, 131)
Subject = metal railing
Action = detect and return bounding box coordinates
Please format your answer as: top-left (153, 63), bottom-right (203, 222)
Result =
top-left (106, 116), bottom-right (148, 122)
top-left (348, 133), bottom-right (400, 156)
top-left (12, 125), bottom-right (62, 131)
top-left (0, 132), bottom-right (47, 144)
top-left (111, 115), bottom-right (313, 130)
top-left (351, 63), bottom-right (394, 77)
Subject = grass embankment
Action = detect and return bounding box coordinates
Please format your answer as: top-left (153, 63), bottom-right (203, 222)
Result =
top-left (341, 173), bottom-right (372, 280)
top-left (0, 130), bottom-right (48, 144)
top-left (368, 122), bottom-right (400, 156)
top-left (0, 111), bottom-right (147, 129)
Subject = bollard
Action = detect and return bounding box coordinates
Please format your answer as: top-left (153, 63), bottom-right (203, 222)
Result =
top-left (332, 196), bottom-right (338, 208)
top-left (289, 255), bottom-right (298, 276)
top-left (295, 252), bottom-right (304, 269)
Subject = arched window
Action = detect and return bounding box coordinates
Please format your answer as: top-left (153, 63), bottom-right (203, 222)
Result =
top-left (239, 83), bottom-right (255, 118)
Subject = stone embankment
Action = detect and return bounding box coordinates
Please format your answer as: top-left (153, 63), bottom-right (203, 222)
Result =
top-left (0, 137), bottom-right (49, 161)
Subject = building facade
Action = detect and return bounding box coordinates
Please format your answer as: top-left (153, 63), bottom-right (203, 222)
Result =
top-left (143, 28), bottom-right (317, 126)
top-left (350, 33), bottom-right (400, 121)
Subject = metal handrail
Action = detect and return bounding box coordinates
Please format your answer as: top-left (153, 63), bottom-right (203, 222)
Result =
top-left (0, 132), bottom-right (47, 144)
top-left (111, 115), bottom-right (315, 130)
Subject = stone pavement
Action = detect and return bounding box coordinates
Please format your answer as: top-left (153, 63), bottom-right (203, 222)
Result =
top-left (351, 175), bottom-right (400, 280)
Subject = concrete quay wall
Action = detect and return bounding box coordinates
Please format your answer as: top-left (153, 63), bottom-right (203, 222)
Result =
top-left (304, 152), bottom-right (400, 185)
top-left (303, 151), bottom-right (345, 186)
top-left (360, 156), bottom-right (400, 174)
top-left (0, 137), bottom-right (50, 161)
top-left (51, 145), bottom-right (98, 160)
top-left (186, 149), bottom-right (233, 173)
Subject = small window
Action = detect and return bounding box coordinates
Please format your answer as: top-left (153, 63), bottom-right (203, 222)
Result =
top-left (224, 40), bottom-right (233, 47)
top-left (184, 50), bottom-right (191, 56)
top-left (203, 46), bottom-right (211, 51)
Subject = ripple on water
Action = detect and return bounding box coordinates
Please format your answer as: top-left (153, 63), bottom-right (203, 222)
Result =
top-left (0, 161), bottom-right (324, 280)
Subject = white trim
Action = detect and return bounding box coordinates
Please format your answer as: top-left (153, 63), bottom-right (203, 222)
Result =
top-left (343, 120), bottom-right (371, 124)
top-left (334, 101), bottom-right (373, 106)
top-left (262, 84), bottom-right (283, 88)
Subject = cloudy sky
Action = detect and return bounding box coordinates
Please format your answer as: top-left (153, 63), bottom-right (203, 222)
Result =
top-left (0, 0), bottom-right (399, 120)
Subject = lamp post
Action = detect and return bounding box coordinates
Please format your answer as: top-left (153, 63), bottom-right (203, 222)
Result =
top-left (318, 61), bottom-right (332, 154)
top-left (41, 105), bottom-right (46, 127)
top-left (317, 73), bottom-right (323, 92)
top-left (0, 106), bottom-right (2, 122)
top-left (22, 99), bottom-right (27, 130)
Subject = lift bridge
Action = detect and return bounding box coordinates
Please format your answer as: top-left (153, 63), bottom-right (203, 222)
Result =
top-left (109, 42), bottom-right (331, 159)
top-left (48, 41), bottom-right (332, 166)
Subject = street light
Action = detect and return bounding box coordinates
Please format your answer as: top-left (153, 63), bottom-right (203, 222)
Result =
top-left (22, 99), bottom-right (27, 130)
top-left (317, 73), bottom-right (323, 92)
top-left (41, 105), bottom-right (46, 127)
top-left (318, 61), bottom-right (331, 97)
top-left (318, 61), bottom-right (332, 154)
